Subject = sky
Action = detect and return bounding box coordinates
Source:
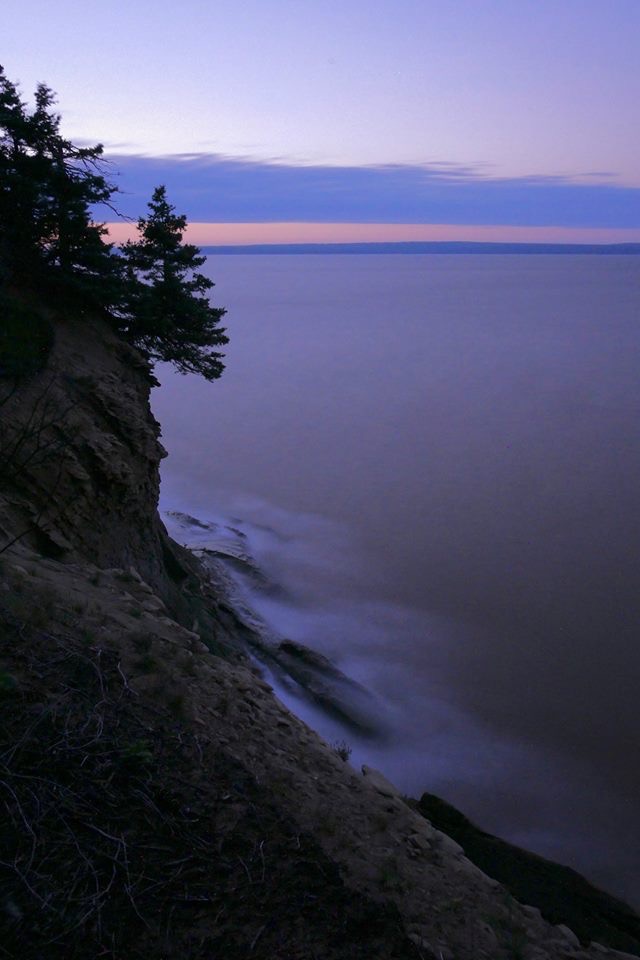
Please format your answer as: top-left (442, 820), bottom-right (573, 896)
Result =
top-left (3, 0), bottom-right (640, 243)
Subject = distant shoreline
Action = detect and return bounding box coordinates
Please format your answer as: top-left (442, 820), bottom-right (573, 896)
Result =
top-left (200, 241), bottom-right (640, 256)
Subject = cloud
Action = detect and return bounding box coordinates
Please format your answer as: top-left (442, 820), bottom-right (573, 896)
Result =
top-left (103, 153), bottom-right (640, 229)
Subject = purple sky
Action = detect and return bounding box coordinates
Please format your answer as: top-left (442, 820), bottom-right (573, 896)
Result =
top-left (3, 0), bottom-right (640, 240)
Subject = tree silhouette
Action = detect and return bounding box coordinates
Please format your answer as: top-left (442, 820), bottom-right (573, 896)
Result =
top-left (1, 69), bottom-right (228, 382)
top-left (0, 66), bottom-right (41, 281)
top-left (120, 186), bottom-right (228, 381)
top-left (0, 66), bottom-right (120, 302)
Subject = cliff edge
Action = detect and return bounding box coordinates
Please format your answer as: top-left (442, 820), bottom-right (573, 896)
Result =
top-left (0, 310), bottom-right (637, 959)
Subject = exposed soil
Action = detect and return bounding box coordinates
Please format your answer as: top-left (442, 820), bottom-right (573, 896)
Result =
top-left (0, 605), bottom-right (421, 960)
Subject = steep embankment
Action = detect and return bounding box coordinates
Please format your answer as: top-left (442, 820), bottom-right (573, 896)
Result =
top-left (0, 309), bottom-right (243, 653)
top-left (0, 310), bottom-right (637, 959)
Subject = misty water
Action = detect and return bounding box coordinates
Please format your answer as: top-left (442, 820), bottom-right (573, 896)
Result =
top-left (152, 254), bottom-right (640, 906)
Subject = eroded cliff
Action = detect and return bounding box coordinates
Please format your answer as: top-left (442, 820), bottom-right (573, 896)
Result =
top-left (0, 311), bottom-right (637, 959)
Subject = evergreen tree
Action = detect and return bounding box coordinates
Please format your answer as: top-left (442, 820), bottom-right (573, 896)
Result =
top-left (120, 186), bottom-right (228, 381)
top-left (0, 66), bottom-right (40, 281)
top-left (0, 66), bottom-right (120, 303)
top-left (1, 68), bottom-right (228, 383)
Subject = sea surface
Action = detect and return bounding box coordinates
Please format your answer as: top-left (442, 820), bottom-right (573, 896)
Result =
top-left (152, 254), bottom-right (640, 906)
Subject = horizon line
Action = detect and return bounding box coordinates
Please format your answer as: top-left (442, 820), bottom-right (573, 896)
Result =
top-left (197, 240), bottom-right (640, 255)
top-left (104, 222), bottom-right (640, 246)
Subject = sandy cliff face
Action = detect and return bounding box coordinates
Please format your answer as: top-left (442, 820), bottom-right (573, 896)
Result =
top-left (0, 313), bottom-right (224, 636)
top-left (0, 313), bottom-right (637, 960)
top-left (1, 314), bottom-right (165, 570)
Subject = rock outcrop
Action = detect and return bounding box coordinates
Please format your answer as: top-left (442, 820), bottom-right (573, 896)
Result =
top-left (1, 310), bottom-right (638, 959)
top-left (416, 793), bottom-right (640, 956)
top-left (0, 311), bottom-right (240, 651)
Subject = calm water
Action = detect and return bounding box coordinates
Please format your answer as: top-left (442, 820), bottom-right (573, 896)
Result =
top-left (153, 254), bottom-right (640, 905)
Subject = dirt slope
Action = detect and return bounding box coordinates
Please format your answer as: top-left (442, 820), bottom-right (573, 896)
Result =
top-left (0, 311), bottom-right (637, 959)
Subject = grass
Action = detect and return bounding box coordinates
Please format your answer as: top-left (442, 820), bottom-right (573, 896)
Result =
top-left (0, 608), bottom-right (423, 960)
top-left (120, 738), bottom-right (154, 767)
top-left (485, 896), bottom-right (529, 960)
top-left (331, 739), bottom-right (352, 762)
top-left (0, 670), bottom-right (19, 695)
top-left (377, 857), bottom-right (405, 895)
top-left (136, 653), bottom-right (157, 673)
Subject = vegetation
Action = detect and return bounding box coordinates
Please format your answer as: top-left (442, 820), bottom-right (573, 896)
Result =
top-left (331, 739), bottom-right (352, 762)
top-left (0, 600), bottom-right (422, 960)
top-left (119, 186), bottom-right (227, 380)
top-left (0, 65), bottom-right (227, 382)
top-left (0, 293), bottom-right (53, 379)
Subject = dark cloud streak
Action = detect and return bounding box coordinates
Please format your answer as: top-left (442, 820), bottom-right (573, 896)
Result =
top-left (104, 153), bottom-right (640, 228)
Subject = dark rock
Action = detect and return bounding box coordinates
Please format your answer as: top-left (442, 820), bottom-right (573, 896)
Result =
top-left (278, 639), bottom-right (339, 673)
top-left (271, 639), bottom-right (386, 738)
top-left (417, 792), bottom-right (640, 956)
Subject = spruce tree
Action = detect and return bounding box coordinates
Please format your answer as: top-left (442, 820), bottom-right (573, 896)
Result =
top-left (0, 66), bottom-right (120, 303)
top-left (120, 186), bottom-right (228, 381)
top-left (0, 66), bottom-right (40, 281)
top-left (1, 68), bottom-right (228, 383)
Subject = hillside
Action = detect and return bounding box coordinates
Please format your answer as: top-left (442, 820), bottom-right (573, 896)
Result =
top-left (1, 307), bottom-right (638, 959)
